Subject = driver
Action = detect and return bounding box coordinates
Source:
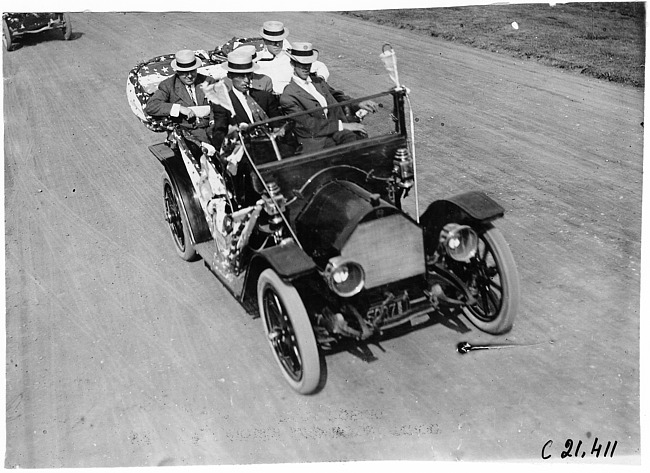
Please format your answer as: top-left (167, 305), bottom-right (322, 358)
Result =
top-left (280, 42), bottom-right (378, 154)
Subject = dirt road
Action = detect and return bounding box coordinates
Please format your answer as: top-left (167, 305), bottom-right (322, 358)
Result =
top-left (3, 11), bottom-right (642, 467)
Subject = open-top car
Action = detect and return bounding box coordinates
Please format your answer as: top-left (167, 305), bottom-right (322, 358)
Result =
top-left (2, 13), bottom-right (72, 51)
top-left (130, 46), bottom-right (520, 394)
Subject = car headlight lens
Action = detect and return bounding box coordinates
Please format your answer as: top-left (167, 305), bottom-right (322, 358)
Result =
top-left (440, 224), bottom-right (478, 262)
top-left (324, 257), bottom-right (365, 297)
top-left (332, 266), bottom-right (349, 284)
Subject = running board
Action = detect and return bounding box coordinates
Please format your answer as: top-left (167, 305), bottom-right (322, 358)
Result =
top-left (194, 241), bottom-right (245, 297)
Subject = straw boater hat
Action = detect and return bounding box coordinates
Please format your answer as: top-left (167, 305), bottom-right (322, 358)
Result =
top-left (234, 44), bottom-right (260, 62)
top-left (222, 50), bottom-right (259, 74)
top-left (259, 20), bottom-right (289, 41)
top-left (171, 50), bottom-right (203, 71)
top-left (287, 42), bottom-right (319, 64)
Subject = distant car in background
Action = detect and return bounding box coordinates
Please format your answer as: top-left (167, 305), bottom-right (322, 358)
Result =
top-left (3, 13), bottom-right (72, 51)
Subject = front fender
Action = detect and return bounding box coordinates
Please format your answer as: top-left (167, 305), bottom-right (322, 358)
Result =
top-left (242, 240), bottom-right (318, 302)
top-left (151, 143), bottom-right (211, 246)
top-left (419, 191), bottom-right (505, 253)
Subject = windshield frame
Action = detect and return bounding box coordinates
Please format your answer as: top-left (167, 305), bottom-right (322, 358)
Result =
top-left (241, 88), bottom-right (408, 162)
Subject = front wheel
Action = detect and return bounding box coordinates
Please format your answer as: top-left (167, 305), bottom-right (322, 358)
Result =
top-left (461, 225), bottom-right (520, 334)
top-left (62, 13), bottom-right (72, 40)
top-left (163, 171), bottom-right (198, 261)
top-left (3, 18), bottom-right (14, 51)
top-left (258, 269), bottom-right (321, 394)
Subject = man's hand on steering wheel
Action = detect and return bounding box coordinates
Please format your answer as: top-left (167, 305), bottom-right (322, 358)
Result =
top-left (358, 100), bottom-right (379, 113)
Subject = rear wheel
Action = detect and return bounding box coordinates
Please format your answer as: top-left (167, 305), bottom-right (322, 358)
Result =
top-left (163, 172), bottom-right (198, 261)
top-left (258, 269), bottom-right (321, 394)
top-left (3, 18), bottom-right (14, 51)
top-left (461, 225), bottom-right (519, 334)
top-left (62, 13), bottom-right (72, 40)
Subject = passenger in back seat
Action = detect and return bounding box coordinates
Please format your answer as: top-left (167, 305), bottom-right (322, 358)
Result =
top-left (145, 49), bottom-right (216, 156)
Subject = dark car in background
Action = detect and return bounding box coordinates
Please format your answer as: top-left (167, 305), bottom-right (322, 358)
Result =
top-left (3, 13), bottom-right (72, 51)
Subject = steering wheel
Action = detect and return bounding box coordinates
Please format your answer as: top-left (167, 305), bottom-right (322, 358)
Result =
top-left (245, 121), bottom-right (296, 162)
top-left (247, 121), bottom-right (294, 143)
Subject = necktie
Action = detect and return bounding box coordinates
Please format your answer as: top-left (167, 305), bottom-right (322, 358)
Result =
top-left (187, 85), bottom-right (197, 105)
top-left (245, 94), bottom-right (269, 122)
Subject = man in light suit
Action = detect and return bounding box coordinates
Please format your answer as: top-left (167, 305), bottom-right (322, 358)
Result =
top-left (255, 21), bottom-right (330, 94)
top-left (209, 50), bottom-right (283, 151)
top-left (145, 49), bottom-right (216, 149)
top-left (280, 42), bottom-right (377, 154)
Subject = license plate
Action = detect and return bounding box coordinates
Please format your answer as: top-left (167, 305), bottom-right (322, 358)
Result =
top-left (366, 292), bottom-right (410, 321)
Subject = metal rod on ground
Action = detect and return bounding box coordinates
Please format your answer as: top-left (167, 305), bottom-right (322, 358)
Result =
top-left (457, 341), bottom-right (552, 354)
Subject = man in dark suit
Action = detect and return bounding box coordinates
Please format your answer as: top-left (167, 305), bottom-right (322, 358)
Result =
top-left (145, 49), bottom-right (215, 149)
top-left (232, 44), bottom-right (273, 93)
top-left (279, 42), bottom-right (378, 154)
top-left (209, 50), bottom-right (283, 151)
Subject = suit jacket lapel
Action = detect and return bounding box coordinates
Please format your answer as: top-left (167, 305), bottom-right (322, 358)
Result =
top-left (290, 80), bottom-right (323, 110)
top-left (313, 80), bottom-right (336, 107)
top-left (229, 90), bottom-right (251, 123)
top-left (174, 77), bottom-right (193, 105)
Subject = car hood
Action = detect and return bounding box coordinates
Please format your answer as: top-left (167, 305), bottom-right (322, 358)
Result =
top-left (295, 180), bottom-right (399, 261)
top-left (295, 179), bottom-right (426, 287)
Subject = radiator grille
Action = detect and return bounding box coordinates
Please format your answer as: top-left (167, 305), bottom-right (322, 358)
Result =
top-left (341, 214), bottom-right (425, 289)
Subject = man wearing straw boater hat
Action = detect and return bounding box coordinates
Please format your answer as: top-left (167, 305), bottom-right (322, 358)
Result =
top-left (208, 50), bottom-right (282, 151)
top-left (232, 44), bottom-right (273, 93)
top-left (280, 42), bottom-right (377, 154)
top-left (146, 49), bottom-right (216, 152)
top-left (255, 20), bottom-right (329, 94)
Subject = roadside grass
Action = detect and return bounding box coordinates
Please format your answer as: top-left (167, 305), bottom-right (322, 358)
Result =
top-left (342, 2), bottom-right (645, 87)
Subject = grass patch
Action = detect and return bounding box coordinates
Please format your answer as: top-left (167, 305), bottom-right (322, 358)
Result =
top-left (342, 2), bottom-right (645, 87)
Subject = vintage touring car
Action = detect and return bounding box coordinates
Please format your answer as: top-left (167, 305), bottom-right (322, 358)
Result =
top-left (128, 44), bottom-right (520, 394)
top-left (2, 13), bottom-right (72, 51)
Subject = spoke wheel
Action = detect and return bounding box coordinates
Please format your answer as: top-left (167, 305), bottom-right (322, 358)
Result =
top-left (163, 172), bottom-right (198, 261)
top-left (258, 269), bottom-right (321, 394)
top-left (461, 225), bottom-right (520, 334)
top-left (62, 13), bottom-right (72, 40)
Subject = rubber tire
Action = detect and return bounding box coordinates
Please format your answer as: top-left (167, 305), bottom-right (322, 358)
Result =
top-left (3, 18), bottom-right (14, 51)
top-left (63, 13), bottom-right (72, 40)
top-left (258, 269), bottom-right (321, 394)
top-left (462, 225), bottom-right (520, 335)
top-left (163, 172), bottom-right (198, 262)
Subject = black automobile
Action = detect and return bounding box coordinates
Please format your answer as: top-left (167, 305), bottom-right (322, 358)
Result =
top-left (146, 79), bottom-right (520, 394)
top-left (2, 13), bottom-right (72, 51)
